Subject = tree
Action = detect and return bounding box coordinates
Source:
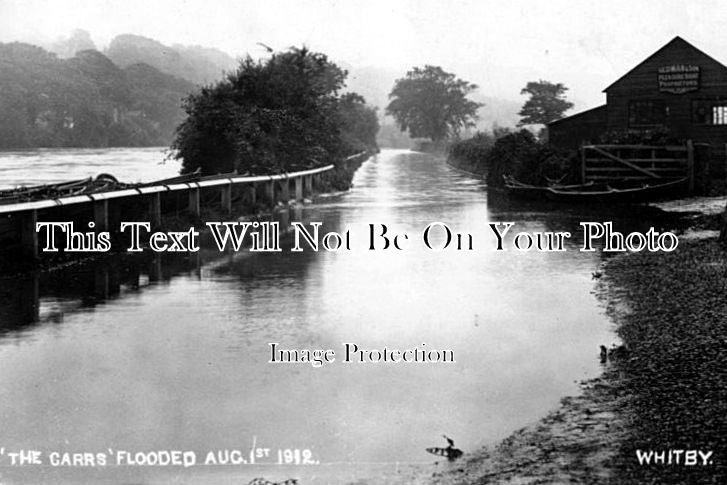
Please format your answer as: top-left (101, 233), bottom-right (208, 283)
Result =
top-left (173, 47), bottom-right (360, 175)
top-left (338, 93), bottom-right (379, 155)
top-left (517, 80), bottom-right (573, 127)
top-left (386, 65), bottom-right (482, 144)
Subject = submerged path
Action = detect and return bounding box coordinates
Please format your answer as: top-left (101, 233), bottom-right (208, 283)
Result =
top-left (0, 149), bottom-right (640, 484)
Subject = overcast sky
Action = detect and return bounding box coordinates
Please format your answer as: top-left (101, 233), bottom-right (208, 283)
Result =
top-left (2, 0), bottom-right (727, 109)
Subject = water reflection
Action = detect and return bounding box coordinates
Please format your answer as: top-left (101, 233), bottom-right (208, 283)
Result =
top-left (0, 149), bottom-right (682, 484)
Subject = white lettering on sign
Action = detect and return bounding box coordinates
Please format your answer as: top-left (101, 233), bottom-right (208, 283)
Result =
top-left (658, 65), bottom-right (700, 94)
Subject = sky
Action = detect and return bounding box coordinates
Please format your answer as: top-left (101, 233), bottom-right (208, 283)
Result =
top-left (2, 0), bottom-right (727, 110)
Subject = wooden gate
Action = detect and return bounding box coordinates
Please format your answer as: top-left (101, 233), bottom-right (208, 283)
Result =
top-left (581, 141), bottom-right (694, 191)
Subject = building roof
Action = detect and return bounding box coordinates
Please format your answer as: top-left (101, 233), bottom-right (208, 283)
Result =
top-left (602, 36), bottom-right (727, 92)
top-left (547, 104), bottom-right (606, 127)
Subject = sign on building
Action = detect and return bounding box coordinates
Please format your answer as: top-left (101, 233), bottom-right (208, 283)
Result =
top-left (658, 65), bottom-right (700, 94)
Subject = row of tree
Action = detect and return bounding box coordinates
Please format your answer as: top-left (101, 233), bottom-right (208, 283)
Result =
top-left (0, 28), bottom-right (571, 173)
top-left (174, 54), bottom-right (572, 175)
top-left (0, 42), bottom-right (195, 148)
top-left (384, 65), bottom-right (573, 145)
top-left (0, 38), bottom-right (569, 174)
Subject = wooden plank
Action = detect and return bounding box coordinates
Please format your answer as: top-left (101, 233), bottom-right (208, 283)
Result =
top-left (584, 157), bottom-right (687, 164)
top-left (582, 144), bottom-right (686, 150)
top-left (588, 146), bottom-right (661, 179)
top-left (586, 167), bottom-right (687, 172)
top-left (586, 175), bottom-right (661, 181)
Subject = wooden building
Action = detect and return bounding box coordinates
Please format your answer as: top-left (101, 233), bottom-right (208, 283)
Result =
top-left (549, 36), bottom-right (727, 183)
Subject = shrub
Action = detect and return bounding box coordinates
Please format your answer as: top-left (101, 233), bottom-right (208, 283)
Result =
top-left (172, 47), bottom-right (378, 176)
top-left (447, 131), bottom-right (494, 173)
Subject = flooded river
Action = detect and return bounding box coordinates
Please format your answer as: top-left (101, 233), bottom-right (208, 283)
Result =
top-left (0, 147), bottom-right (178, 189)
top-left (0, 148), bottom-right (661, 484)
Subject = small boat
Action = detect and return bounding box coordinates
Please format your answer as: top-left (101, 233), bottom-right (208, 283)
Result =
top-left (502, 175), bottom-right (595, 200)
top-left (426, 434), bottom-right (463, 461)
top-left (503, 175), bottom-right (688, 203)
top-left (426, 446), bottom-right (463, 461)
top-left (543, 177), bottom-right (688, 203)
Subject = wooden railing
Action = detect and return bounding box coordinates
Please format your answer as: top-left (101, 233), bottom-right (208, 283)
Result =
top-left (0, 151), bottom-right (371, 258)
top-left (0, 151), bottom-right (368, 215)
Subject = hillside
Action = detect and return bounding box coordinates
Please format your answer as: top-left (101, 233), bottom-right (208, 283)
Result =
top-left (105, 34), bottom-right (237, 85)
top-left (0, 42), bottom-right (196, 148)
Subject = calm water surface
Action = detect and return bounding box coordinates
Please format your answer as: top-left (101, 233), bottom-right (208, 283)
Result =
top-left (0, 149), bottom-right (626, 484)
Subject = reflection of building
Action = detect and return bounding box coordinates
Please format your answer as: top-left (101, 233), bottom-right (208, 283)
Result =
top-left (549, 37), bottom-right (727, 180)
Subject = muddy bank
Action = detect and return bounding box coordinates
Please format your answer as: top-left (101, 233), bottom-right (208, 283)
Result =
top-left (602, 239), bottom-right (726, 484)
top-left (428, 371), bottom-right (629, 484)
top-left (428, 235), bottom-right (726, 484)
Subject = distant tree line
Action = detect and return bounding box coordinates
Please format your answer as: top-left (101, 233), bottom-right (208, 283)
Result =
top-left (0, 42), bottom-right (195, 148)
top-left (173, 47), bottom-right (379, 176)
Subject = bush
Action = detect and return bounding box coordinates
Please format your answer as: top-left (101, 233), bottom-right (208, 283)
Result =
top-left (447, 131), bottom-right (494, 173)
top-left (172, 47), bottom-right (378, 176)
top-left (486, 130), bottom-right (576, 186)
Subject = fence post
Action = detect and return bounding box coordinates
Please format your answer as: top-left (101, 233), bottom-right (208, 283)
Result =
top-left (94, 199), bottom-right (109, 231)
top-left (581, 146), bottom-right (587, 184)
top-left (687, 140), bottom-right (695, 193)
top-left (220, 183), bottom-right (232, 214)
top-left (295, 176), bottom-right (303, 201)
top-left (188, 187), bottom-right (200, 216)
top-left (20, 209), bottom-right (38, 259)
top-left (265, 180), bottom-right (275, 206)
top-left (149, 192), bottom-right (162, 227)
top-left (248, 183), bottom-right (257, 206)
top-left (280, 177), bottom-right (290, 202)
